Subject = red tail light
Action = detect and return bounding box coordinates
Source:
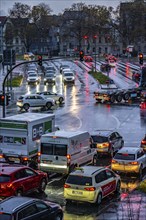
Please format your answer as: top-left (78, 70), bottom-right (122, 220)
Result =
top-left (112, 159), bottom-right (117, 163)
top-left (141, 140), bottom-right (146, 144)
top-left (64, 184), bottom-right (71, 188)
top-left (129, 161), bottom-right (138, 165)
top-left (84, 187), bottom-right (96, 191)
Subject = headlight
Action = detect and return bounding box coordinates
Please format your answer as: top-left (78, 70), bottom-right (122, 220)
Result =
top-left (44, 78), bottom-right (47, 81)
top-left (27, 78), bottom-right (30, 81)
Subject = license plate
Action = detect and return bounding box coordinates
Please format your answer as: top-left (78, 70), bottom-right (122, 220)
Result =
top-left (72, 190), bottom-right (83, 195)
top-left (8, 157), bottom-right (20, 163)
top-left (43, 160), bottom-right (52, 164)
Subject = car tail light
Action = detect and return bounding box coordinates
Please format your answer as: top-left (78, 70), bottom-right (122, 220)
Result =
top-left (6, 183), bottom-right (13, 188)
top-left (67, 154), bottom-right (71, 159)
top-left (23, 157), bottom-right (28, 161)
top-left (18, 100), bottom-right (23, 102)
top-left (0, 154), bottom-right (4, 159)
top-left (84, 187), bottom-right (96, 191)
top-left (64, 184), bottom-right (71, 188)
top-left (37, 152), bottom-right (41, 163)
top-left (102, 142), bottom-right (110, 148)
top-left (129, 161), bottom-right (139, 165)
top-left (141, 140), bottom-right (146, 144)
top-left (112, 159), bottom-right (117, 163)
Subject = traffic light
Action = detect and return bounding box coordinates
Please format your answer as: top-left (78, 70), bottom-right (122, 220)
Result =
top-left (139, 53), bottom-right (143, 65)
top-left (79, 51), bottom-right (84, 61)
top-left (6, 93), bottom-right (11, 106)
top-left (0, 94), bottom-right (5, 106)
top-left (38, 55), bottom-right (42, 66)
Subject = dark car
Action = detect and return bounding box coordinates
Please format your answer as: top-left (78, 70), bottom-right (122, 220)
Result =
top-left (141, 134), bottom-right (146, 152)
top-left (0, 196), bottom-right (63, 220)
top-left (91, 130), bottom-right (124, 157)
top-left (0, 163), bottom-right (48, 197)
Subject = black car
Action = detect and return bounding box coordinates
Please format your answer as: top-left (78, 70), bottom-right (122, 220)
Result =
top-left (91, 130), bottom-right (124, 157)
top-left (0, 197), bottom-right (63, 220)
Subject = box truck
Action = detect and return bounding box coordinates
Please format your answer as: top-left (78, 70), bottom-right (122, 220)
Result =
top-left (0, 112), bottom-right (55, 166)
top-left (38, 130), bottom-right (98, 174)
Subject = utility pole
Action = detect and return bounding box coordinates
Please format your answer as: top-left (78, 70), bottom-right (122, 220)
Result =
top-left (93, 35), bottom-right (97, 72)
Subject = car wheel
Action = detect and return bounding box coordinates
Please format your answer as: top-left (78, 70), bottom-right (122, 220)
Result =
top-left (96, 193), bottom-right (102, 205)
top-left (16, 189), bottom-right (23, 196)
top-left (23, 104), bottom-right (29, 111)
top-left (110, 95), bottom-right (115, 103)
top-left (59, 97), bottom-right (64, 104)
top-left (96, 99), bottom-right (101, 103)
top-left (46, 102), bottom-right (52, 109)
top-left (123, 93), bottom-right (130, 101)
top-left (92, 155), bottom-right (98, 166)
top-left (115, 181), bottom-right (121, 194)
top-left (38, 178), bottom-right (47, 193)
top-left (54, 214), bottom-right (63, 220)
top-left (116, 94), bottom-right (122, 102)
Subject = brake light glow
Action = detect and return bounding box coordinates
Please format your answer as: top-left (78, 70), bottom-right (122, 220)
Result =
top-left (112, 159), bottom-right (117, 163)
top-left (6, 183), bottom-right (13, 188)
top-left (23, 157), bottom-right (28, 161)
top-left (129, 161), bottom-right (139, 165)
top-left (84, 187), bottom-right (96, 191)
top-left (67, 154), bottom-right (71, 159)
top-left (0, 155), bottom-right (4, 159)
top-left (141, 140), bottom-right (146, 144)
top-left (38, 152), bottom-right (41, 156)
top-left (64, 184), bottom-right (71, 188)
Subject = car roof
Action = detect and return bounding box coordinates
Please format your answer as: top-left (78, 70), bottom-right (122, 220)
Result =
top-left (91, 130), bottom-right (114, 137)
top-left (0, 163), bottom-right (27, 175)
top-left (0, 197), bottom-right (38, 214)
top-left (117, 147), bottom-right (141, 154)
top-left (70, 166), bottom-right (104, 177)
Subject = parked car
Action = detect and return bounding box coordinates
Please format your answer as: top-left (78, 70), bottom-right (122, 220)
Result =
top-left (17, 94), bottom-right (55, 111)
top-left (27, 72), bottom-right (41, 85)
top-left (0, 196), bottom-right (63, 220)
top-left (84, 55), bottom-right (93, 62)
top-left (36, 91), bottom-right (64, 104)
top-left (0, 163), bottom-right (48, 197)
top-left (63, 72), bottom-right (75, 84)
top-left (141, 134), bottom-right (146, 152)
top-left (64, 166), bottom-right (121, 204)
top-left (44, 72), bottom-right (56, 85)
top-left (91, 130), bottom-right (124, 157)
top-left (111, 147), bottom-right (146, 178)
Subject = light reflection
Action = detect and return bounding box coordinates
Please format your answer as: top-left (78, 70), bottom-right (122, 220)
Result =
top-left (84, 71), bottom-right (90, 103)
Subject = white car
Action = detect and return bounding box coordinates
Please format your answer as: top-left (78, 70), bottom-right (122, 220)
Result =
top-left (17, 94), bottom-right (55, 111)
top-left (63, 72), bottom-right (75, 84)
top-left (64, 166), bottom-right (121, 204)
top-left (37, 91), bottom-right (64, 104)
top-left (44, 73), bottom-right (56, 85)
top-left (27, 73), bottom-right (41, 84)
top-left (111, 147), bottom-right (146, 178)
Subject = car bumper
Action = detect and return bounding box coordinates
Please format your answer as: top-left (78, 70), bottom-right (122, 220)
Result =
top-left (39, 163), bottom-right (69, 174)
top-left (64, 189), bottom-right (98, 203)
top-left (111, 164), bottom-right (140, 173)
top-left (96, 147), bottom-right (109, 153)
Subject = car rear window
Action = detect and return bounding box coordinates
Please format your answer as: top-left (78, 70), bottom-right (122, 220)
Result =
top-left (0, 175), bottom-right (11, 183)
top-left (41, 143), bottom-right (67, 156)
top-left (91, 135), bottom-right (108, 143)
top-left (66, 175), bottom-right (92, 186)
top-left (114, 153), bottom-right (135, 160)
top-left (18, 96), bottom-right (24, 100)
top-left (0, 214), bottom-right (12, 220)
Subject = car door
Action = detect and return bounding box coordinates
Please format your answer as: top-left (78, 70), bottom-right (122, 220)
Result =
top-left (24, 168), bottom-right (40, 190)
top-left (35, 95), bottom-right (45, 107)
top-left (137, 150), bottom-right (146, 168)
top-left (115, 132), bottom-right (123, 149)
top-left (25, 96), bottom-right (35, 107)
top-left (95, 170), bottom-right (109, 198)
top-left (109, 132), bottom-right (119, 152)
top-left (14, 169), bottom-right (32, 193)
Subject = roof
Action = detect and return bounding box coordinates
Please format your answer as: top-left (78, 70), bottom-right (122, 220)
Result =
top-left (117, 147), bottom-right (141, 154)
top-left (91, 130), bottom-right (114, 137)
top-left (0, 112), bottom-right (54, 122)
top-left (70, 166), bottom-right (104, 177)
top-left (0, 197), bottom-right (36, 213)
top-left (0, 164), bottom-right (27, 175)
top-left (42, 130), bottom-right (89, 138)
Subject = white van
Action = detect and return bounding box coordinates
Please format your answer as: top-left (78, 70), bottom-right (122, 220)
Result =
top-left (38, 130), bottom-right (98, 174)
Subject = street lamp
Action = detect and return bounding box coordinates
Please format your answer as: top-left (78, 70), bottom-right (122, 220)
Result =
top-left (93, 35), bottom-right (97, 72)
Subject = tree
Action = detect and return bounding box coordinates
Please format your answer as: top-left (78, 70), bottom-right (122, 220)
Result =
top-left (9, 2), bottom-right (31, 18)
top-left (31, 3), bottom-right (52, 23)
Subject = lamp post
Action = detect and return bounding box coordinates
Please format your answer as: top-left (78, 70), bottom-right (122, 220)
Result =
top-left (93, 35), bottom-right (97, 72)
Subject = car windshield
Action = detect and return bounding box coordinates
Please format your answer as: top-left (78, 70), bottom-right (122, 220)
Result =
top-left (0, 175), bottom-right (11, 183)
top-left (91, 135), bottom-right (108, 143)
top-left (46, 74), bottom-right (54, 77)
top-left (114, 153), bottom-right (135, 160)
top-left (66, 175), bottom-right (92, 186)
top-left (64, 73), bottom-right (74, 76)
top-left (29, 74), bottom-right (37, 77)
top-left (41, 143), bottom-right (67, 156)
top-left (0, 214), bottom-right (12, 220)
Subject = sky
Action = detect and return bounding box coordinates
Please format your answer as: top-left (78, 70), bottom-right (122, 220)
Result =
top-left (0, 0), bottom-right (127, 16)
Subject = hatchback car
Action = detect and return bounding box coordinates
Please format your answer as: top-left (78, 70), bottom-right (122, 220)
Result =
top-left (64, 166), bottom-right (121, 204)
top-left (111, 147), bottom-right (146, 177)
top-left (17, 94), bottom-right (55, 111)
top-left (141, 135), bottom-right (146, 152)
top-left (0, 163), bottom-right (48, 198)
top-left (36, 91), bottom-right (64, 104)
top-left (0, 196), bottom-right (63, 220)
top-left (91, 131), bottom-right (124, 157)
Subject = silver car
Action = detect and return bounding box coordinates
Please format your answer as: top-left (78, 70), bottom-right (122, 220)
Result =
top-left (37, 91), bottom-right (64, 104)
top-left (17, 94), bottom-right (55, 111)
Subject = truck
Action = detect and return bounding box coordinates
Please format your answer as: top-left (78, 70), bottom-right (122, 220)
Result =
top-left (0, 112), bottom-right (55, 166)
top-left (38, 130), bottom-right (98, 174)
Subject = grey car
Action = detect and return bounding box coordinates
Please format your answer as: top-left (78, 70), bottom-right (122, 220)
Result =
top-left (17, 94), bottom-right (55, 111)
